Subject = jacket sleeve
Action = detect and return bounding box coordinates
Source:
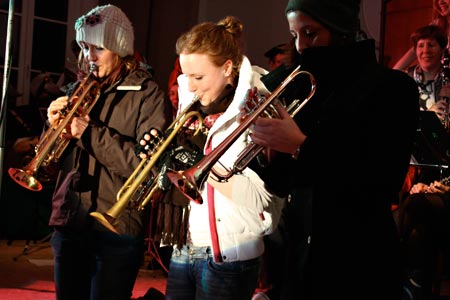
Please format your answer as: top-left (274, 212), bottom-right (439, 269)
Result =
top-left (78, 76), bottom-right (171, 178)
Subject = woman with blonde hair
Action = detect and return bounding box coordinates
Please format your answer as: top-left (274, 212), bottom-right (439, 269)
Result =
top-left (138, 15), bottom-right (284, 300)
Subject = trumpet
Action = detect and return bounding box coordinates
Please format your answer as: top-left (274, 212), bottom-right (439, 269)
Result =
top-left (226, 72), bottom-right (316, 179)
top-left (90, 96), bottom-right (203, 234)
top-left (8, 63), bottom-right (100, 191)
top-left (166, 65), bottom-right (316, 203)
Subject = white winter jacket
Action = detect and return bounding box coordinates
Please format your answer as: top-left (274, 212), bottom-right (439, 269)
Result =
top-left (176, 56), bottom-right (285, 262)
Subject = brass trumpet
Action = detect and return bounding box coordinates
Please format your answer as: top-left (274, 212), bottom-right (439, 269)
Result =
top-left (230, 70), bottom-right (316, 178)
top-left (90, 96), bottom-right (203, 234)
top-left (8, 63), bottom-right (100, 191)
top-left (166, 65), bottom-right (315, 203)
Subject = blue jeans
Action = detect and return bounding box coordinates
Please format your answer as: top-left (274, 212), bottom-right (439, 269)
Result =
top-left (165, 245), bottom-right (261, 300)
top-left (50, 228), bottom-right (144, 300)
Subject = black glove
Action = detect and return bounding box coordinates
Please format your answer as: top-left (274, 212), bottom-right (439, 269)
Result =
top-left (156, 146), bottom-right (203, 191)
top-left (134, 128), bottom-right (164, 157)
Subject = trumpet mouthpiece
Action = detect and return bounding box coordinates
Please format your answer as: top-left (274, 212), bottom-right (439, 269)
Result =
top-left (88, 63), bottom-right (98, 74)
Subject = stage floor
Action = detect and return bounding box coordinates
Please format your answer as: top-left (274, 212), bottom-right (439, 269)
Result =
top-left (0, 239), bottom-right (167, 300)
top-left (2, 239), bottom-right (450, 300)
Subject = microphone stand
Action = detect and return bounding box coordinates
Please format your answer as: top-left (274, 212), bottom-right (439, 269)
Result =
top-left (378, 0), bottom-right (392, 66)
top-left (0, 0), bottom-right (15, 196)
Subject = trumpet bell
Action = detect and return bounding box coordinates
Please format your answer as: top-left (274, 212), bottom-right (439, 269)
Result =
top-left (7, 63), bottom-right (100, 193)
top-left (89, 97), bottom-right (203, 234)
top-left (89, 212), bottom-right (119, 234)
top-left (8, 168), bottom-right (42, 191)
top-left (165, 169), bottom-right (203, 204)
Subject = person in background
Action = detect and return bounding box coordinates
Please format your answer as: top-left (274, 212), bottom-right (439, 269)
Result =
top-left (393, 0), bottom-right (450, 70)
top-left (57, 39), bottom-right (81, 94)
top-left (137, 15), bottom-right (284, 300)
top-left (399, 175), bottom-right (450, 300)
top-left (397, 24), bottom-right (450, 300)
top-left (30, 71), bottom-right (63, 108)
top-left (249, 0), bottom-right (420, 299)
top-left (45, 5), bottom-right (170, 300)
top-left (264, 43), bottom-right (288, 71)
top-left (398, 25), bottom-right (450, 198)
top-left (404, 25), bottom-right (450, 123)
top-left (167, 57), bottom-right (182, 118)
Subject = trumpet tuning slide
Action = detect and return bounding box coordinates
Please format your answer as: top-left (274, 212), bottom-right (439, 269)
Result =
top-left (89, 212), bottom-right (119, 234)
top-left (7, 168), bottom-right (43, 191)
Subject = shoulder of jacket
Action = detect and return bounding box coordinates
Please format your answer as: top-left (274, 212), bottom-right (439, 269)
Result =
top-left (117, 69), bottom-right (156, 91)
top-left (251, 65), bottom-right (270, 95)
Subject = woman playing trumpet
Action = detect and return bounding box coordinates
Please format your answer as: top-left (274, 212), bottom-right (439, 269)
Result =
top-left (249, 0), bottom-right (421, 299)
top-left (137, 15), bottom-right (284, 300)
top-left (45, 5), bottom-right (171, 300)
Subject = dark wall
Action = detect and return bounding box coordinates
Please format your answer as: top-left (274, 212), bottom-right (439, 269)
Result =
top-left (146, 0), bottom-right (201, 90)
top-left (99, 0), bottom-right (385, 93)
top-left (99, 0), bottom-right (290, 94)
top-left (99, 0), bottom-right (202, 92)
top-left (383, 0), bottom-right (432, 68)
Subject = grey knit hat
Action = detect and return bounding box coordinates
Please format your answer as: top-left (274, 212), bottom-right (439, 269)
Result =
top-left (285, 0), bottom-right (361, 35)
top-left (75, 4), bottom-right (134, 57)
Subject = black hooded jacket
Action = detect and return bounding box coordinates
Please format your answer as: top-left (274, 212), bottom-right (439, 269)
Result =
top-left (257, 39), bottom-right (420, 299)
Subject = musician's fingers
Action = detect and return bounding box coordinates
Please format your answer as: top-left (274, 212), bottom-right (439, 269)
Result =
top-left (150, 129), bottom-right (159, 137)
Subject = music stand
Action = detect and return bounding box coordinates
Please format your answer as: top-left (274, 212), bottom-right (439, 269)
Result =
top-left (410, 111), bottom-right (450, 179)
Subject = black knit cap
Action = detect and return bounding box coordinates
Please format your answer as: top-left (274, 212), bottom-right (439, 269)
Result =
top-left (285, 0), bottom-right (361, 35)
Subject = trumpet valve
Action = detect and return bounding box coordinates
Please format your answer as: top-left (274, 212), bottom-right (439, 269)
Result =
top-left (141, 128), bottom-right (164, 155)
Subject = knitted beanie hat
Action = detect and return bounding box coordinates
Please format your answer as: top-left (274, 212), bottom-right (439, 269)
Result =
top-left (75, 4), bottom-right (134, 57)
top-left (285, 0), bottom-right (361, 35)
